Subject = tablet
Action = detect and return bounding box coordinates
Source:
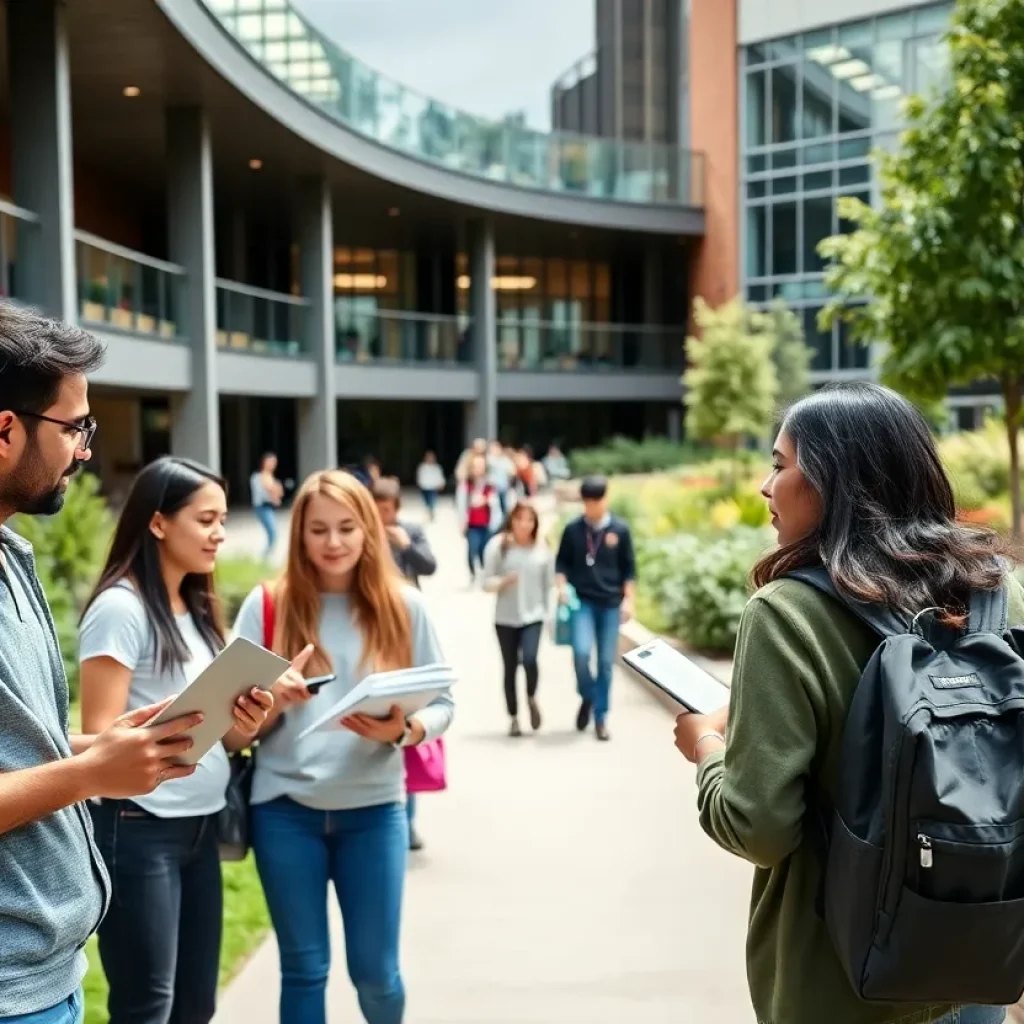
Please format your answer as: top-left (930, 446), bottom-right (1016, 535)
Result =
top-left (148, 637), bottom-right (290, 765)
top-left (622, 637), bottom-right (730, 715)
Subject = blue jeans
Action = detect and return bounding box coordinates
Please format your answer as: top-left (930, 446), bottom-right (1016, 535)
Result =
top-left (2, 991), bottom-right (83, 1024)
top-left (251, 797), bottom-right (408, 1024)
top-left (935, 1011), bottom-right (1005, 1024)
top-left (419, 489), bottom-right (437, 519)
top-left (406, 793), bottom-right (416, 830)
top-left (570, 600), bottom-right (621, 724)
top-left (254, 504), bottom-right (277, 558)
top-left (466, 526), bottom-right (490, 575)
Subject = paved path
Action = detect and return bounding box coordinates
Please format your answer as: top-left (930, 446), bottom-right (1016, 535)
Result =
top-left (215, 498), bottom-right (755, 1024)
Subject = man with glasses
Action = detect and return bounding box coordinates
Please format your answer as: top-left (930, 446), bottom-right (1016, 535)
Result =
top-left (0, 304), bottom-right (203, 1024)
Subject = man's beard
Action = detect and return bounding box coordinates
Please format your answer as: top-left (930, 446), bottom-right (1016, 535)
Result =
top-left (10, 454), bottom-right (81, 517)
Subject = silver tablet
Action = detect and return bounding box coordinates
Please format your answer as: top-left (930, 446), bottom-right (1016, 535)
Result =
top-left (622, 637), bottom-right (730, 715)
top-left (147, 637), bottom-right (289, 765)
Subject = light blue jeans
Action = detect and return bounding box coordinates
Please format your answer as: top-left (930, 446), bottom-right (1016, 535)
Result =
top-left (570, 600), bottom-right (621, 724)
top-left (2, 990), bottom-right (83, 1024)
top-left (934, 1009), bottom-right (1006, 1023)
top-left (253, 504), bottom-right (277, 559)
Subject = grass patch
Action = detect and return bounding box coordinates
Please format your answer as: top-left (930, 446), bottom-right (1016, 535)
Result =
top-left (82, 856), bottom-right (270, 1024)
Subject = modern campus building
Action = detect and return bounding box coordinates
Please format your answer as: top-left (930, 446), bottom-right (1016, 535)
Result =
top-left (0, 0), bottom-right (980, 501)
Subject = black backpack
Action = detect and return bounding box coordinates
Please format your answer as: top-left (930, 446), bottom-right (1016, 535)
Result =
top-left (789, 567), bottom-right (1024, 1005)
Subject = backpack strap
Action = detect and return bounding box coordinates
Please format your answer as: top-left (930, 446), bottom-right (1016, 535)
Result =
top-left (966, 585), bottom-right (1009, 636)
top-left (786, 567), bottom-right (908, 638)
top-left (261, 583), bottom-right (276, 651)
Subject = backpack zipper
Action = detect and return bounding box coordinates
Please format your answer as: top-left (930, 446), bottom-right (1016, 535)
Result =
top-left (918, 833), bottom-right (933, 869)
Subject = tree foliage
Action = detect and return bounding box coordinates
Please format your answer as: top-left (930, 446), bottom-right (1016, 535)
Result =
top-left (820, 0), bottom-right (1024, 534)
top-left (755, 299), bottom-right (811, 411)
top-left (684, 297), bottom-right (779, 449)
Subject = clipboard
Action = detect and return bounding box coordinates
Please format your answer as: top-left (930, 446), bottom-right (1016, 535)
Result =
top-left (147, 637), bottom-right (289, 765)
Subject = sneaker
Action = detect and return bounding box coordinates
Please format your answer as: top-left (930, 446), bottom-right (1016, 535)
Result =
top-left (409, 827), bottom-right (424, 852)
top-left (509, 719), bottom-right (523, 738)
top-left (576, 699), bottom-right (592, 732)
top-left (595, 721), bottom-right (610, 742)
top-left (528, 698), bottom-right (542, 731)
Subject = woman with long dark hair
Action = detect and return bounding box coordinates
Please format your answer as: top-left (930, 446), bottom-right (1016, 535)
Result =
top-left (482, 501), bottom-right (553, 736)
top-left (673, 383), bottom-right (1018, 1024)
top-left (79, 457), bottom-right (273, 1024)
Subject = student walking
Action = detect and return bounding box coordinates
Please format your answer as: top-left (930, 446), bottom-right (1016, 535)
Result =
top-left (456, 453), bottom-right (502, 583)
top-left (234, 470), bottom-right (455, 1024)
top-left (673, 383), bottom-right (1014, 1024)
top-left (555, 475), bottom-right (636, 741)
top-left (415, 451), bottom-right (445, 521)
top-left (0, 305), bottom-right (205, 1024)
top-left (79, 457), bottom-right (272, 1024)
top-left (251, 452), bottom-right (284, 560)
top-left (483, 502), bottom-right (554, 737)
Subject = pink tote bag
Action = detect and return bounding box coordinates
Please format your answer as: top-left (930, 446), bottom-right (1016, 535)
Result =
top-left (404, 737), bottom-right (447, 793)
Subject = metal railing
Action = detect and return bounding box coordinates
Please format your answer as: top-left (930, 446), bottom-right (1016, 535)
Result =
top-left (216, 280), bottom-right (310, 356)
top-left (336, 309), bottom-right (470, 365)
top-left (76, 231), bottom-right (186, 339)
top-left (0, 199), bottom-right (40, 306)
top-left (202, 0), bottom-right (705, 207)
top-left (496, 319), bottom-right (686, 371)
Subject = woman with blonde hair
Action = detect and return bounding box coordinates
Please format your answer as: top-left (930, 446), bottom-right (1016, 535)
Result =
top-left (233, 470), bottom-right (454, 1024)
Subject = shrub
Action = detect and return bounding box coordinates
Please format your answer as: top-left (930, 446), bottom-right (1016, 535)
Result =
top-left (569, 436), bottom-right (704, 478)
top-left (216, 555), bottom-right (273, 627)
top-left (939, 421), bottom-right (1010, 502)
top-left (638, 527), bottom-right (773, 654)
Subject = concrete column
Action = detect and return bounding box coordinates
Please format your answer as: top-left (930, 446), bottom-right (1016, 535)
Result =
top-left (468, 219), bottom-right (497, 441)
top-left (8, 0), bottom-right (76, 320)
top-left (167, 107), bottom-right (220, 471)
top-left (296, 177), bottom-right (338, 480)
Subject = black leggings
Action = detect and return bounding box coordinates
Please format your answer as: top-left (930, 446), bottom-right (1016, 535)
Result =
top-left (495, 621), bottom-right (543, 717)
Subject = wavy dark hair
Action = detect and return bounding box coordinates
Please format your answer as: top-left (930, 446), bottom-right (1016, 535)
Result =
top-left (82, 457), bottom-right (226, 672)
top-left (752, 383), bottom-right (1010, 623)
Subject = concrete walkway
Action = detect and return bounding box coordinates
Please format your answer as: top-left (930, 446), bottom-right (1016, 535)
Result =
top-left (214, 497), bottom-right (755, 1024)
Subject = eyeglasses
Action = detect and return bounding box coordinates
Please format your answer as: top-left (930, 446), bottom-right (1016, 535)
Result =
top-left (14, 411), bottom-right (98, 452)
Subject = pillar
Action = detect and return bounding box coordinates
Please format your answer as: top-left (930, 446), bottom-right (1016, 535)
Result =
top-left (8, 0), bottom-right (76, 320)
top-left (296, 177), bottom-right (338, 480)
top-left (167, 107), bottom-right (220, 471)
top-left (467, 219), bottom-right (497, 442)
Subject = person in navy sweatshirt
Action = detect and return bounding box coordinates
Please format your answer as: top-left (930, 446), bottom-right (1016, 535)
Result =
top-left (555, 475), bottom-right (636, 741)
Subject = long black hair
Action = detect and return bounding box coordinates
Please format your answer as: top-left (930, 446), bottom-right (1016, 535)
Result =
top-left (753, 382), bottom-right (1009, 621)
top-left (82, 456), bottom-right (227, 672)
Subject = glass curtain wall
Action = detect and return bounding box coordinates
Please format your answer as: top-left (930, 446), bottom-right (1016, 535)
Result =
top-left (740, 3), bottom-right (952, 373)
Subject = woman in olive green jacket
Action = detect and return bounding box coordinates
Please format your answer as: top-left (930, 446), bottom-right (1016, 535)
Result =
top-left (674, 383), bottom-right (1014, 1024)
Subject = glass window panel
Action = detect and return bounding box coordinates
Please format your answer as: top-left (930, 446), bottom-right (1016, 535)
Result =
top-left (803, 28), bottom-right (833, 52)
top-left (801, 61), bottom-right (834, 139)
top-left (771, 201), bottom-right (798, 276)
top-left (803, 279), bottom-right (828, 300)
top-left (839, 318), bottom-right (870, 369)
top-left (771, 66), bottom-right (799, 143)
top-left (747, 154), bottom-right (767, 173)
top-left (747, 284), bottom-right (768, 302)
top-left (839, 136), bottom-right (871, 160)
top-left (803, 195), bottom-right (835, 272)
top-left (839, 163), bottom-right (871, 187)
top-left (877, 11), bottom-right (913, 40)
top-left (772, 148), bottom-right (797, 170)
top-left (838, 21), bottom-right (873, 48)
top-left (804, 308), bottom-right (833, 370)
top-left (769, 38), bottom-right (798, 60)
top-left (745, 71), bottom-right (767, 148)
top-left (772, 174), bottom-right (798, 196)
top-left (911, 36), bottom-right (949, 95)
top-left (747, 180), bottom-right (767, 199)
top-left (746, 43), bottom-right (768, 66)
top-left (546, 259), bottom-right (568, 300)
top-left (915, 5), bottom-right (953, 34)
top-left (802, 140), bottom-right (833, 165)
top-left (746, 206), bottom-right (768, 278)
top-left (804, 169), bottom-right (833, 190)
top-left (773, 280), bottom-right (803, 302)
top-left (871, 39), bottom-right (904, 129)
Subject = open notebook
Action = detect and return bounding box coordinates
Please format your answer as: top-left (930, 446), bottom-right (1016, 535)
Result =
top-left (297, 663), bottom-right (456, 739)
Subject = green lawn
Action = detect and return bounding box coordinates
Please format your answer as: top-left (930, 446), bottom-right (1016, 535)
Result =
top-left (83, 856), bottom-right (271, 1024)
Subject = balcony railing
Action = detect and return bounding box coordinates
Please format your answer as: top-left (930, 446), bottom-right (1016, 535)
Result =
top-left (0, 199), bottom-right (40, 306)
top-left (216, 280), bottom-right (309, 356)
top-left (202, 0), bottom-right (704, 207)
top-left (336, 310), bottom-right (470, 365)
top-left (496, 320), bottom-right (685, 372)
top-left (76, 232), bottom-right (186, 339)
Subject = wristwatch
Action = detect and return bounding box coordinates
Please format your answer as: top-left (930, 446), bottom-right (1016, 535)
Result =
top-left (394, 720), bottom-right (415, 749)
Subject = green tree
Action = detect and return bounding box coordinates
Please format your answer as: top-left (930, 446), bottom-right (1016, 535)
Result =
top-left (819, 0), bottom-right (1024, 536)
top-left (755, 299), bottom-right (811, 410)
top-left (684, 297), bottom-right (779, 475)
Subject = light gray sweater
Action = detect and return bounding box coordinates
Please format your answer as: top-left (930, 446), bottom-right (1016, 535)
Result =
top-left (482, 535), bottom-right (554, 627)
top-left (232, 582), bottom-right (454, 811)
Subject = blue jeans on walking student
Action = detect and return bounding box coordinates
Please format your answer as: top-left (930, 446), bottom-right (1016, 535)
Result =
top-left (570, 600), bottom-right (621, 724)
top-left (2, 991), bottom-right (83, 1024)
top-left (251, 797), bottom-right (408, 1024)
top-left (419, 489), bottom-right (438, 520)
top-left (253, 504), bottom-right (277, 559)
top-left (466, 525), bottom-right (490, 576)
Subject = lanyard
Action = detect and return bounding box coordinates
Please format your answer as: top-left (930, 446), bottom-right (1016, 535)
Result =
top-left (585, 526), bottom-right (606, 567)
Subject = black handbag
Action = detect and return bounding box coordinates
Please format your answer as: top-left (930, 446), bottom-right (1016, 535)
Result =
top-left (217, 750), bottom-right (255, 861)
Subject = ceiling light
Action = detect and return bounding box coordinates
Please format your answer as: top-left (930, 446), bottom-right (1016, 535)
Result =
top-left (123, 86), bottom-right (141, 98)
top-left (388, 207), bottom-right (400, 217)
top-left (830, 59), bottom-right (871, 80)
top-left (456, 274), bottom-right (538, 291)
top-left (249, 158), bottom-right (263, 170)
top-left (806, 45), bottom-right (850, 66)
top-left (334, 273), bottom-right (388, 289)
top-left (850, 73), bottom-right (885, 93)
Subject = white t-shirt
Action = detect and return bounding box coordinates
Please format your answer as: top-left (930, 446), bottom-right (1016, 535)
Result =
top-left (79, 583), bottom-right (230, 818)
